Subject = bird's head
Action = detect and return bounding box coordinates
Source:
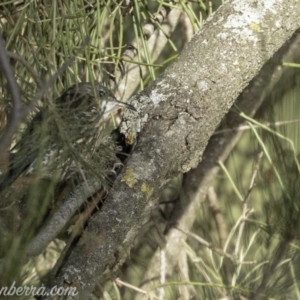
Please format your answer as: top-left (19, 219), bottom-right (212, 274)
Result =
top-left (59, 82), bottom-right (136, 119)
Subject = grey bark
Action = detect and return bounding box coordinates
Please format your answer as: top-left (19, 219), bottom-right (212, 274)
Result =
top-left (139, 31), bottom-right (300, 295)
top-left (43, 0), bottom-right (300, 298)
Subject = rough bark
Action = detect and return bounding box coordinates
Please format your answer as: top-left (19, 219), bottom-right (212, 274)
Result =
top-left (44, 0), bottom-right (300, 298)
top-left (139, 31), bottom-right (300, 294)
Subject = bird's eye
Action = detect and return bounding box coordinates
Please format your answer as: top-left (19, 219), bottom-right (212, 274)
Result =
top-left (99, 89), bottom-right (106, 97)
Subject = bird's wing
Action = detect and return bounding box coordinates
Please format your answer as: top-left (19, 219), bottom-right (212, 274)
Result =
top-left (0, 111), bottom-right (47, 191)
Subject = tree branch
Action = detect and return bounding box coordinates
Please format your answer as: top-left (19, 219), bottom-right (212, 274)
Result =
top-left (140, 30), bottom-right (300, 292)
top-left (0, 37), bottom-right (28, 158)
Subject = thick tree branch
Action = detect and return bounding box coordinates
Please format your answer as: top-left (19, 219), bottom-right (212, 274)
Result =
top-left (139, 30), bottom-right (300, 293)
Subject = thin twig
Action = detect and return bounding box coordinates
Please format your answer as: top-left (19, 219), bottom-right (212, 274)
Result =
top-left (176, 227), bottom-right (236, 262)
top-left (6, 51), bottom-right (42, 87)
top-left (234, 152), bottom-right (263, 257)
top-left (115, 278), bottom-right (157, 298)
top-left (208, 187), bottom-right (228, 250)
top-left (0, 37), bottom-right (28, 159)
top-left (213, 119), bottom-right (300, 136)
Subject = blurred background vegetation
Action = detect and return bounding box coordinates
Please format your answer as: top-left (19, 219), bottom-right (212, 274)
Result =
top-left (1, 0), bottom-right (300, 299)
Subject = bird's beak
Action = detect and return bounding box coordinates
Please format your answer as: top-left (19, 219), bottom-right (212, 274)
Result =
top-left (101, 98), bottom-right (137, 119)
top-left (115, 100), bottom-right (137, 112)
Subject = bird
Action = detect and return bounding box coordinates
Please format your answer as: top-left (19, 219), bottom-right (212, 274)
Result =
top-left (0, 82), bottom-right (136, 191)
